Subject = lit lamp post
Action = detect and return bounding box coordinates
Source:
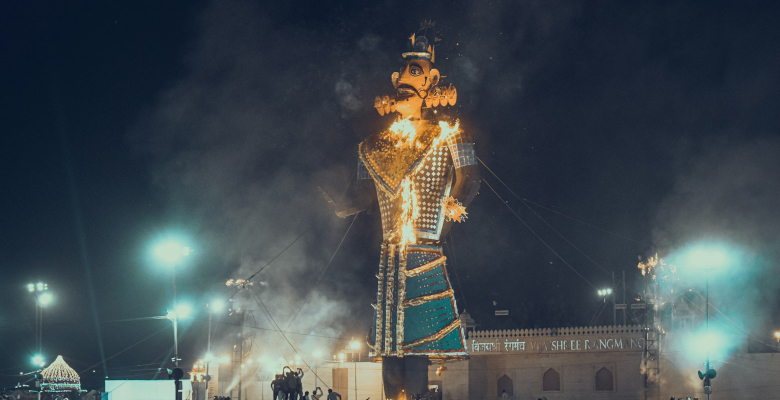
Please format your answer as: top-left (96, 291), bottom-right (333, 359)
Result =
top-left (774, 331), bottom-right (780, 352)
top-left (153, 239), bottom-right (191, 367)
top-left (348, 339), bottom-right (361, 400)
top-left (597, 288), bottom-right (614, 325)
top-left (28, 283), bottom-right (53, 366)
top-left (166, 303), bottom-right (192, 368)
top-left (205, 299), bottom-right (224, 399)
top-left (682, 244), bottom-right (730, 400)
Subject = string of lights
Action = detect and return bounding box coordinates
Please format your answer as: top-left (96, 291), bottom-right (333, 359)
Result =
top-left (479, 157), bottom-right (614, 276)
top-left (477, 157), bottom-right (647, 246)
top-left (285, 212), bottom-right (359, 331)
top-left (688, 290), bottom-right (777, 349)
top-left (445, 232), bottom-right (470, 312)
top-left (482, 178), bottom-right (598, 290)
top-left (249, 290), bottom-right (332, 390)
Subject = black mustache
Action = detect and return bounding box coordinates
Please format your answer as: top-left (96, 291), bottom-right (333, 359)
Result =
top-left (397, 84), bottom-right (421, 96)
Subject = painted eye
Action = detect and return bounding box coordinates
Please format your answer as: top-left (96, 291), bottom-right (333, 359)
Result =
top-left (410, 66), bottom-right (423, 76)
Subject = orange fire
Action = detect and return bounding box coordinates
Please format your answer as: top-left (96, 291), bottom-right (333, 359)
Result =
top-left (638, 254), bottom-right (657, 277)
top-left (442, 196), bottom-right (468, 222)
top-left (398, 178), bottom-right (420, 250)
top-left (390, 117), bottom-right (419, 148)
top-left (388, 119), bottom-right (464, 249)
top-left (434, 120), bottom-right (460, 148)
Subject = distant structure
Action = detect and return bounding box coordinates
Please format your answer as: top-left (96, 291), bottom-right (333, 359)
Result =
top-left (41, 355), bottom-right (81, 392)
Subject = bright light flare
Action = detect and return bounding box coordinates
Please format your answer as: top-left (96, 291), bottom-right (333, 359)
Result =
top-left (682, 328), bottom-right (736, 361)
top-left (208, 299), bottom-right (225, 313)
top-left (175, 303), bottom-right (192, 319)
top-left (691, 332), bottom-right (726, 358)
top-left (338, 353), bottom-right (346, 362)
top-left (38, 292), bottom-right (54, 307)
top-left (349, 340), bottom-right (361, 350)
top-left (774, 331), bottom-right (780, 341)
top-left (390, 117), bottom-right (418, 147)
top-left (27, 283), bottom-right (35, 292)
top-left (153, 239), bottom-right (191, 267)
top-left (675, 242), bottom-right (734, 271)
top-left (31, 355), bottom-right (45, 367)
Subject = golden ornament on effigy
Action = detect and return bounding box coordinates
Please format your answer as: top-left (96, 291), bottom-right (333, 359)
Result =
top-left (375, 96), bottom-right (385, 116)
top-left (447, 85), bottom-right (457, 106)
top-left (382, 95), bottom-right (391, 114)
top-left (439, 87), bottom-right (449, 105)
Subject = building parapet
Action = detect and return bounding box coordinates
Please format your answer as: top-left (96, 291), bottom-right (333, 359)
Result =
top-left (468, 325), bottom-right (644, 340)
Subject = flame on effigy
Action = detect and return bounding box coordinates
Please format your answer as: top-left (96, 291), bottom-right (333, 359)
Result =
top-left (398, 178), bottom-right (420, 251)
top-left (386, 119), bottom-right (462, 249)
top-left (390, 117), bottom-right (418, 148)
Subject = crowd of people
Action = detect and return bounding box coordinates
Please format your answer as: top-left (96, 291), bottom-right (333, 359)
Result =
top-left (269, 367), bottom-right (341, 400)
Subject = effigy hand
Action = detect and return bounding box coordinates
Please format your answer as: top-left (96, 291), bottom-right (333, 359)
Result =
top-left (442, 196), bottom-right (468, 222)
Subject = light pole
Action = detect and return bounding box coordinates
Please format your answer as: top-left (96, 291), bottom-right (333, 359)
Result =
top-left (681, 243), bottom-right (731, 400)
top-left (167, 303), bottom-right (192, 368)
top-left (205, 299), bottom-right (224, 400)
top-left (596, 288), bottom-right (614, 325)
top-left (349, 339), bottom-right (361, 400)
top-left (28, 283), bottom-right (53, 363)
top-left (153, 239), bottom-right (190, 367)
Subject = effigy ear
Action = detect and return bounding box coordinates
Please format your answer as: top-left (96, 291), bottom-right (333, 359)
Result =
top-left (391, 72), bottom-right (400, 88)
top-left (447, 84), bottom-right (457, 106)
top-left (429, 68), bottom-right (440, 87)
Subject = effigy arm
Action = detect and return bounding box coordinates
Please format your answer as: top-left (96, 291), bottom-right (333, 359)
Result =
top-left (451, 163), bottom-right (480, 209)
top-left (335, 172), bottom-right (376, 218)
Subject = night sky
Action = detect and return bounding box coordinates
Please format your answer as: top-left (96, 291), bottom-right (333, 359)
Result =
top-left (2, 0), bottom-right (780, 390)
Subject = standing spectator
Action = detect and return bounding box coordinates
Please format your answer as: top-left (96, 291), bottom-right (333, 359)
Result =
top-left (326, 389), bottom-right (341, 400)
top-left (271, 374), bottom-right (283, 400)
top-left (295, 368), bottom-right (305, 400)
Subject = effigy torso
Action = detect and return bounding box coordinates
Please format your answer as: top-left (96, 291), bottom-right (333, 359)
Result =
top-left (358, 118), bottom-right (471, 359)
top-left (359, 120), bottom-right (455, 243)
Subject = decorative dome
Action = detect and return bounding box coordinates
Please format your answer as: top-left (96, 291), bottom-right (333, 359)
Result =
top-left (41, 355), bottom-right (81, 392)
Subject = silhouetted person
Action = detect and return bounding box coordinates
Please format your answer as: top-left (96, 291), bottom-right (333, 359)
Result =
top-left (271, 374), bottom-right (283, 400)
top-left (295, 368), bottom-right (305, 400)
top-left (326, 389), bottom-right (341, 400)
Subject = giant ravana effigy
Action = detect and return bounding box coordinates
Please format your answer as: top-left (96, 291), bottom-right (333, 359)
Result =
top-left (337, 23), bottom-right (480, 399)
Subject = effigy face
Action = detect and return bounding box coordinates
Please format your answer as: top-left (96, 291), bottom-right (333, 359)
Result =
top-left (391, 58), bottom-right (439, 119)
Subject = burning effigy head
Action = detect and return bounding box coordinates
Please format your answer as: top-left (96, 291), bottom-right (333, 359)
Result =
top-left (374, 21), bottom-right (457, 118)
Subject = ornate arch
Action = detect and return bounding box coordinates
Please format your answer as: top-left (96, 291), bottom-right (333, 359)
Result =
top-left (542, 368), bottom-right (560, 391)
top-left (497, 374), bottom-right (513, 397)
top-left (595, 367), bottom-right (614, 391)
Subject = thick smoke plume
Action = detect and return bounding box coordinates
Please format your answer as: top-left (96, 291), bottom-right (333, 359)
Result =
top-left (651, 136), bottom-right (780, 391)
top-left (129, 0), bottom-right (387, 366)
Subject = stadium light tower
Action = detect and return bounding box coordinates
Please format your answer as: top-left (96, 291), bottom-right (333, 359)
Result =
top-left (681, 243), bottom-right (731, 400)
top-left (152, 237), bottom-right (191, 368)
top-left (28, 283), bottom-right (53, 357)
